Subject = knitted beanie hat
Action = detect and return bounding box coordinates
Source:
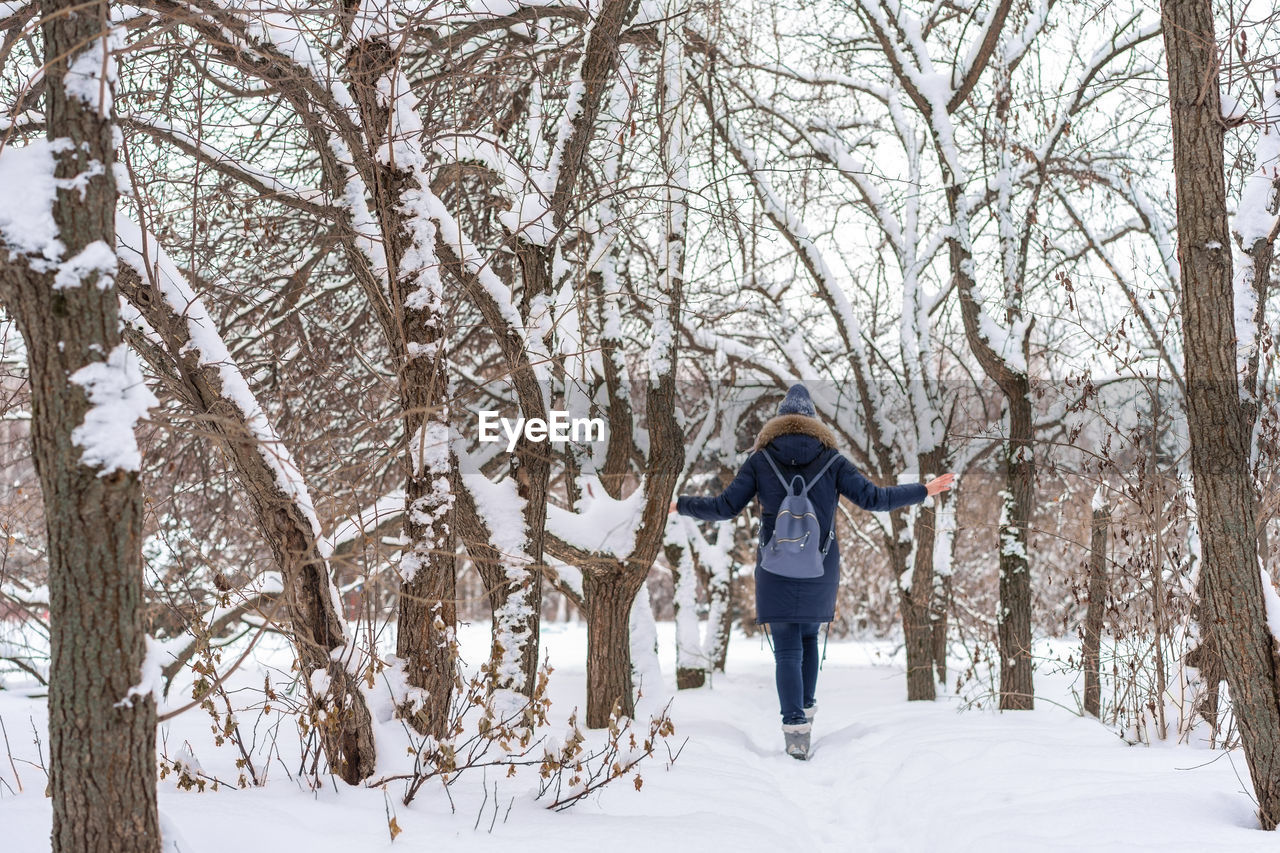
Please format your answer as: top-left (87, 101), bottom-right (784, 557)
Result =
top-left (777, 384), bottom-right (816, 418)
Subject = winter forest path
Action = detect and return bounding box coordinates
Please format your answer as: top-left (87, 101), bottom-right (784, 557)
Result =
top-left (594, 627), bottom-right (1279, 853)
top-left (2, 625), bottom-right (1279, 852)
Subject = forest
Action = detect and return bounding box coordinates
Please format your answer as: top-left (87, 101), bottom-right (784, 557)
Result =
top-left (1, 0), bottom-right (1279, 850)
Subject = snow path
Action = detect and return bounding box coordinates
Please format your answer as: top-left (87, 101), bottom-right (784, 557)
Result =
top-left (1, 623), bottom-right (1275, 851)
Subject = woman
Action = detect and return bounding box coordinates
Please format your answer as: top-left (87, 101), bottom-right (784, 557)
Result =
top-left (671, 384), bottom-right (954, 760)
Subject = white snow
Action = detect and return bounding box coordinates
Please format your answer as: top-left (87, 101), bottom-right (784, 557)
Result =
top-left (3, 624), bottom-right (1277, 851)
top-left (1234, 75), bottom-right (1280, 247)
top-left (63, 20), bottom-right (119, 114)
top-left (1232, 74), bottom-right (1280, 382)
top-left (53, 240), bottom-right (116, 290)
top-left (545, 475), bottom-right (647, 557)
top-left (115, 635), bottom-right (167, 709)
top-left (1261, 568), bottom-right (1280, 649)
top-left (322, 491), bottom-right (406, 556)
top-left (0, 140), bottom-right (61, 263)
top-left (1220, 90), bottom-right (1246, 123)
top-left (457, 445), bottom-right (527, 556)
top-left (69, 343), bottom-right (157, 475)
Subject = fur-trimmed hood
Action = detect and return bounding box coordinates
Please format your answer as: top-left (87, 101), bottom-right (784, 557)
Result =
top-left (751, 414), bottom-right (837, 453)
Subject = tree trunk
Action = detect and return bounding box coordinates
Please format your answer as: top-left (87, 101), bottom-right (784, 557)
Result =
top-left (666, 540), bottom-right (707, 690)
top-left (584, 568), bottom-right (643, 725)
top-left (1163, 0), bottom-right (1280, 826)
top-left (947, 162), bottom-right (1037, 710)
top-left (1083, 499), bottom-right (1109, 718)
top-left (896, 522), bottom-right (933, 701)
top-left (454, 468), bottom-right (543, 694)
top-left (0, 3), bottom-right (160, 849)
top-left (395, 406), bottom-right (457, 737)
top-left (393, 347), bottom-right (456, 737)
top-left (902, 446), bottom-right (945, 700)
top-left (998, 380), bottom-right (1035, 710)
top-left (344, 29), bottom-right (458, 737)
top-left (931, 574), bottom-right (951, 686)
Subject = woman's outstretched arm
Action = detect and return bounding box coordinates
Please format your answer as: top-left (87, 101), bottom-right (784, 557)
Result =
top-left (673, 456), bottom-right (759, 521)
top-left (835, 457), bottom-right (945, 512)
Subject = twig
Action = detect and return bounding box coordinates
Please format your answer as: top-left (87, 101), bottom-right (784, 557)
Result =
top-left (0, 714), bottom-right (21, 792)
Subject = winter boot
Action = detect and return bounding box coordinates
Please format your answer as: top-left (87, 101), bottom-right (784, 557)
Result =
top-left (804, 702), bottom-right (818, 722)
top-left (782, 721), bottom-right (812, 760)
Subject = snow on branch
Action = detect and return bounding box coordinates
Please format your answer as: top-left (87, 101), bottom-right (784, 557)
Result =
top-left (323, 491), bottom-right (407, 556)
top-left (121, 116), bottom-right (329, 215)
top-left (115, 215), bottom-right (323, 539)
top-left (545, 475), bottom-right (646, 559)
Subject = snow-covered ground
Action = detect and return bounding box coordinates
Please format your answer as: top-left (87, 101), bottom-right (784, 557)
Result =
top-left (0, 622), bottom-right (1274, 852)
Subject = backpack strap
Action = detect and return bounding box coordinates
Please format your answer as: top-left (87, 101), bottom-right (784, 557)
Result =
top-left (759, 447), bottom-right (796, 493)
top-left (800, 451), bottom-right (841, 496)
top-left (759, 448), bottom-right (841, 495)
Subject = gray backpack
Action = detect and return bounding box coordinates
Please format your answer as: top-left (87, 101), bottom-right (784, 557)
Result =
top-left (759, 449), bottom-right (841, 579)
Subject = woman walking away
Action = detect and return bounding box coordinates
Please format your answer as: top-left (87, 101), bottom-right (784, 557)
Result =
top-left (671, 384), bottom-right (954, 760)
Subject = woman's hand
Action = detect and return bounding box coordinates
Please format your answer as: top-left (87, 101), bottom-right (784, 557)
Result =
top-left (925, 473), bottom-right (955, 497)
top-left (669, 500), bottom-right (679, 516)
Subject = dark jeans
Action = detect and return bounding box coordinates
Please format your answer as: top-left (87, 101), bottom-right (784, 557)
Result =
top-left (769, 621), bottom-right (821, 725)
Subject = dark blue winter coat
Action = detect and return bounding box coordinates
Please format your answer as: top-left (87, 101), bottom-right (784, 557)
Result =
top-left (677, 415), bottom-right (927, 624)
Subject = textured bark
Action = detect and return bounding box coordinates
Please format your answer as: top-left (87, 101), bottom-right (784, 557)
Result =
top-left (1163, 0), bottom-right (1280, 827)
top-left (1083, 501), bottom-right (1109, 718)
top-left (0, 3), bottom-right (160, 849)
top-left (902, 447), bottom-right (945, 701)
top-left (392, 349), bottom-right (457, 741)
top-left (997, 381), bottom-right (1035, 710)
top-left (583, 567), bottom-right (644, 724)
top-left (666, 540), bottom-right (707, 690)
top-left (345, 30), bottom-right (457, 738)
top-left (931, 575), bottom-right (951, 686)
top-left (886, 521), bottom-right (926, 703)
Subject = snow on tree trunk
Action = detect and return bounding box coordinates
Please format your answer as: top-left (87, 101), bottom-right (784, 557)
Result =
top-left (1084, 494), bottom-right (1110, 718)
top-left (0, 2), bottom-right (159, 848)
top-left (343, 6), bottom-right (457, 737)
top-left (455, 446), bottom-right (541, 694)
top-left (997, 383), bottom-right (1035, 710)
top-left (902, 446), bottom-right (946, 700)
top-left (666, 532), bottom-right (706, 690)
top-left (1162, 0), bottom-right (1280, 827)
top-left (700, 519), bottom-right (736, 674)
